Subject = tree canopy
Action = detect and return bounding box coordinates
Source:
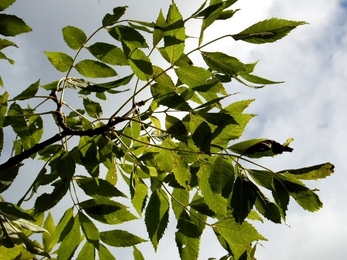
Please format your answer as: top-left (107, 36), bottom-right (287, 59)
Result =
top-left (0, 0), bottom-right (334, 259)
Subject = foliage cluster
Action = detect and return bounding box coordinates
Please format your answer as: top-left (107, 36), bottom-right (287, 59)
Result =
top-left (0, 0), bottom-right (334, 259)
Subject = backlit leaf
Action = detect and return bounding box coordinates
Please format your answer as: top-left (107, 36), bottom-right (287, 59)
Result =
top-left (102, 6), bottom-right (128, 27)
top-left (202, 51), bottom-right (246, 76)
top-left (76, 241), bottom-right (95, 260)
top-left (108, 25), bottom-right (148, 48)
top-left (45, 51), bottom-right (73, 72)
top-left (197, 160), bottom-right (228, 216)
top-left (79, 198), bottom-right (137, 224)
top-left (280, 162), bottom-right (335, 180)
top-left (214, 218), bottom-right (266, 259)
top-left (145, 189), bottom-right (170, 250)
top-left (232, 18), bottom-right (307, 44)
top-left (87, 42), bottom-right (128, 65)
top-left (75, 176), bottom-right (126, 198)
top-left (230, 177), bottom-right (257, 223)
top-left (175, 211), bottom-right (201, 260)
top-left (163, 2), bottom-right (185, 64)
top-left (78, 212), bottom-right (99, 242)
top-left (75, 59), bottom-right (117, 78)
top-left (13, 79), bottom-right (40, 101)
top-left (100, 230), bottom-right (147, 247)
top-left (0, 0), bottom-right (16, 11)
top-left (0, 14), bottom-right (32, 36)
top-left (57, 214), bottom-right (83, 260)
top-left (62, 26), bottom-right (87, 50)
top-left (82, 96), bottom-right (102, 118)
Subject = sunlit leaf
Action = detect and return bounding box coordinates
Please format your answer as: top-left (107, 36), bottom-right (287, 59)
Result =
top-left (153, 10), bottom-right (166, 46)
top-left (82, 96), bottom-right (103, 118)
top-left (98, 243), bottom-right (116, 260)
top-left (108, 25), bottom-right (148, 48)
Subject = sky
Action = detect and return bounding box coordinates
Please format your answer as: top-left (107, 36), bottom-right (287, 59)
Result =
top-left (1, 0), bottom-right (347, 259)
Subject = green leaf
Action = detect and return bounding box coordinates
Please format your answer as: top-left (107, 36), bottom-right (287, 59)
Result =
top-left (98, 243), bottom-right (116, 260)
top-left (163, 2), bottom-right (185, 64)
top-left (108, 25), bottom-right (148, 48)
top-left (211, 100), bottom-right (255, 148)
top-left (214, 218), bottom-right (267, 260)
top-left (82, 96), bottom-right (103, 118)
top-left (172, 188), bottom-right (189, 220)
top-left (232, 18), bottom-right (308, 44)
top-left (172, 153), bottom-right (191, 189)
top-left (123, 43), bottom-right (153, 80)
top-left (0, 14), bottom-right (32, 36)
top-left (197, 160), bottom-right (228, 216)
top-left (62, 26), bottom-right (87, 50)
top-left (175, 211), bottom-right (201, 260)
top-left (43, 212), bottom-right (55, 252)
top-left (13, 79), bottom-right (40, 101)
top-left (275, 175), bottom-right (323, 212)
top-left (153, 10), bottom-right (166, 46)
top-left (0, 0), bottom-right (16, 11)
top-left (87, 42), bottom-right (128, 65)
top-left (0, 38), bottom-right (17, 49)
top-left (0, 164), bottom-right (21, 193)
top-left (34, 181), bottom-right (69, 213)
top-left (57, 214), bottom-right (83, 260)
top-left (209, 156), bottom-right (235, 197)
top-left (78, 136), bottom-right (100, 177)
top-left (76, 241), bottom-right (95, 260)
top-left (238, 72), bottom-right (283, 85)
top-left (272, 178), bottom-right (290, 221)
top-left (100, 230), bottom-right (147, 247)
top-left (248, 169), bottom-right (274, 190)
top-left (199, 2), bottom-right (225, 45)
top-left (51, 207), bottom-right (74, 246)
top-left (0, 202), bottom-right (34, 221)
top-left (145, 189), bottom-right (170, 250)
top-left (165, 114), bottom-right (188, 141)
top-left (44, 51), bottom-right (73, 72)
top-left (130, 175), bottom-right (148, 216)
top-left (254, 189), bottom-right (281, 223)
top-left (175, 65), bottom-right (212, 88)
top-left (191, 117), bottom-right (212, 154)
top-left (280, 162), bottom-right (335, 180)
top-left (102, 6), bottom-right (128, 27)
top-left (76, 176), bottom-right (126, 198)
top-left (133, 246), bottom-right (145, 260)
top-left (230, 177), bottom-right (257, 224)
top-left (79, 198), bottom-right (137, 224)
top-left (0, 50), bottom-right (14, 64)
top-left (78, 211), bottom-right (99, 242)
top-left (202, 51), bottom-right (246, 76)
top-left (75, 59), bottom-right (117, 78)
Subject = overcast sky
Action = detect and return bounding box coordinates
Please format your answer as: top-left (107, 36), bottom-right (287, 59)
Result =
top-left (1, 0), bottom-right (347, 259)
